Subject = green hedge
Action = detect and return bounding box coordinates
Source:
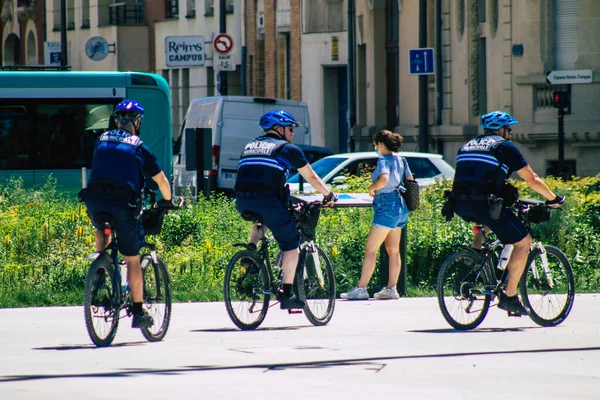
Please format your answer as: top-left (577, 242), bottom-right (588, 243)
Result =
top-left (0, 175), bottom-right (599, 307)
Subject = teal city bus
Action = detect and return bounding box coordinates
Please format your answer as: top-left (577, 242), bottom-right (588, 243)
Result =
top-left (0, 71), bottom-right (172, 194)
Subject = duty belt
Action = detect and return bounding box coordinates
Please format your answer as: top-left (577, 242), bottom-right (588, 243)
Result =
top-left (87, 183), bottom-right (137, 202)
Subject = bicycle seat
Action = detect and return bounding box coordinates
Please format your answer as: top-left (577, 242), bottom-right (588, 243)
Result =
top-left (94, 212), bottom-right (118, 228)
top-left (240, 211), bottom-right (263, 224)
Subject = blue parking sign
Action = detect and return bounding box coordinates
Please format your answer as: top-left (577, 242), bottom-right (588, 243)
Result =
top-left (409, 48), bottom-right (435, 75)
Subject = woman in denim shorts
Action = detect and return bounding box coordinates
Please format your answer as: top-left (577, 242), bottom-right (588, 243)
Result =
top-left (341, 130), bottom-right (413, 300)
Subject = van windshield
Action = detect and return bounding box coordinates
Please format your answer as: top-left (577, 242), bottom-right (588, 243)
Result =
top-left (287, 157), bottom-right (346, 183)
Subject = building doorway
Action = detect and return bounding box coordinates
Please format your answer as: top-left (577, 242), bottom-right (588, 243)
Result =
top-left (323, 66), bottom-right (348, 153)
top-left (3, 33), bottom-right (21, 65)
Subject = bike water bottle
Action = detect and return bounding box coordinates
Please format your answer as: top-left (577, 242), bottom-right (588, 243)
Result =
top-left (497, 244), bottom-right (514, 270)
top-left (274, 252), bottom-right (283, 271)
top-left (119, 261), bottom-right (129, 291)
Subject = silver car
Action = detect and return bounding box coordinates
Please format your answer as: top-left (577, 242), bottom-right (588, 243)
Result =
top-left (286, 151), bottom-right (455, 193)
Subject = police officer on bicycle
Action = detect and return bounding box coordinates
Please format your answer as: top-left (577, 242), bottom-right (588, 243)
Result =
top-left (82, 100), bottom-right (176, 328)
top-left (450, 111), bottom-right (564, 316)
top-left (234, 110), bottom-right (337, 310)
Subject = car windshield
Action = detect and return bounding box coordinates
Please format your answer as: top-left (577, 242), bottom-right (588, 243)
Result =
top-left (287, 157), bottom-right (346, 183)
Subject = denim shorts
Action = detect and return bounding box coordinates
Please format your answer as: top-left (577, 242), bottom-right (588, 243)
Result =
top-left (235, 192), bottom-right (300, 251)
top-left (372, 192), bottom-right (409, 229)
top-left (454, 200), bottom-right (528, 244)
top-left (85, 193), bottom-right (143, 256)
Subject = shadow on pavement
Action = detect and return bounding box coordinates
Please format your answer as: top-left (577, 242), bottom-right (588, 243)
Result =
top-left (32, 342), bottom-right (147, 351)
top-left (409, 326), bottom-right (544, 333)
top-left (4, 346), bottom-right (600, 383)
top-left (191, 326), bottom-right (312, 333)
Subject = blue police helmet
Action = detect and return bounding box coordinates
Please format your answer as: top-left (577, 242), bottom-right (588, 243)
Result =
top-left (259, 110), bottom-right (301, 131)
top-left (114, 100), bottom-right (144, 121)
top-left (480, 111), bottom-right (518, 131)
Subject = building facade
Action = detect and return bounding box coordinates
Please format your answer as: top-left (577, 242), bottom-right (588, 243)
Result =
top-left (341, 0), bottom-right (600, 177)
top-left (1, 0), bottom-right (43, 66)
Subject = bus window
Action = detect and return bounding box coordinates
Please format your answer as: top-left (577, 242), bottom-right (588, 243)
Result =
top-left (0, 100), bottom-right (119, 170)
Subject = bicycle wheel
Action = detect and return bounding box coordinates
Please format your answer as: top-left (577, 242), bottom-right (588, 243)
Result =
top-left (437, 250), bottom-right (491, 330)
top-left (297, 245), bottom-right (336, 326)
top-left (519, 245), bottom-right (575, 327)
top-left (83, 256), bottom-right (119, 347)
top-left (140, 255), bottom-right (172, 342)
top-left (224, 250), bottom-right (271, 330)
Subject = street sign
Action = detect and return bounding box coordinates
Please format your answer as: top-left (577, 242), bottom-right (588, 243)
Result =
top-left (545, 69), bottom-right (593, 85)
top-left (409, 48), bottom-right (434, 75)
top-left (165, 36), bottom-right (206, 67)
top-left (213, 34), bottom-right (234, 55)
top-left (215, 54), bottom-right (236, 71)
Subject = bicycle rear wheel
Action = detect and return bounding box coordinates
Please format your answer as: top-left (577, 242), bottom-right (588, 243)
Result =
top-left (437, 250), bottom-right (491, 330)
top-left (519, 245), bottom-right (575, 327)
top-left (140, 255), bottom-right (172, 342)
top-left (224, 250), bottom-right (271, 330)
top-left (297, 245), bottom-right (336, 326)
top-left (83, 256), bottom-right (119, 347)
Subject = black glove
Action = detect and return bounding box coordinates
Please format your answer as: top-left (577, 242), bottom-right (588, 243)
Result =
top-left (545, 195), bottom-right (565, 206)
top-left (323, 191), bottom-right (338, 205)
top-left (158, 198), bottom-right (177, 209)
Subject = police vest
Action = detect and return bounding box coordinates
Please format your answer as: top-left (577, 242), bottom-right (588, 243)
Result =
top-left (89, 129), bottom-right (144, 194)
top-left (453, 134), bottom-right (509, 194)
top-left (234, 136), bottom-right (288, 193)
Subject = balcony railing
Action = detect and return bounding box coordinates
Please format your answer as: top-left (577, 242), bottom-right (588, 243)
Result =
top-left (109, 2), bottom-right (145, 25)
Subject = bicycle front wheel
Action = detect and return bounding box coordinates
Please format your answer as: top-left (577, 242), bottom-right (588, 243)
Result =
top-left (298, 245), bottom-right (336, 326)
top-left (519, 245), bottom-right (575, 327)
top-left (140, 255), bottom-right (172, 342)
top-left (437, 250), bottom-right (491, 330)
top-left (83, 256), bottom-right (119, 347)
top-left (223, 250), bottom-right (271, 330)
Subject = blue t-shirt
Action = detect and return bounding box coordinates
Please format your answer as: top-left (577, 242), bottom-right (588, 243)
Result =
top-left (263, 133), bottom-right (308, 178)
top-left (494, 140), bottom-right (527, 177)
top-left (371, 154), bottom-right (412, 195)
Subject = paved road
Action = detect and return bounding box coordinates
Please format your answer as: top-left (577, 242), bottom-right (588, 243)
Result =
top-left (1, 295), bottom-right (599, 399)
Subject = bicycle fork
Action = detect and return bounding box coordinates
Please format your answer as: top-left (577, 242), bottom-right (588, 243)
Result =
top-left (531, 241), bottom-right (554, 289)
top-left (301, 241), bottom-right (325, 288)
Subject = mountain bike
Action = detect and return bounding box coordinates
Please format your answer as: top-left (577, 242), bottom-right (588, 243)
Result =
top-left (83, 190), bottom-right (183, 346)
top-left (224, 200), bottom-right (335, 330)
top-left (437, 198), bottom-right (575, 330)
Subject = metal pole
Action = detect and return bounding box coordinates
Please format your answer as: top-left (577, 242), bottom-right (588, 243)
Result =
top-left (435, 0), bottom-right (443, 126)
top-left (558, 107), bottom-right (565, 179)
top-left (60, 0), bottom-right (68, 66)
top-left (347, 0), bottom-right (356, 152)
top-left (219, 0), bottom-right (228, 95)
top-left (418, 0), bottom-right (428, 152)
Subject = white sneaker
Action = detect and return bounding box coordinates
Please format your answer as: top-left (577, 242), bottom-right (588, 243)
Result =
top-left (374, 286), bottom-right (400, 299)
top-left (340, 286), bottom-right (369, 300)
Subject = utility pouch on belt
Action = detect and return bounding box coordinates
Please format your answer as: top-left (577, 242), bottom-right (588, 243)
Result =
top-left (441, 189), bottom-right (455, 222)
top-left (485, 194), bottom-right (503, 220)
top-left (500, 182), bottom-right (519, 207)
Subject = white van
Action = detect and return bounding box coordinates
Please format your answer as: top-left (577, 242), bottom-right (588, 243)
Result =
top-left (173, 96), bottom-right (311, 196)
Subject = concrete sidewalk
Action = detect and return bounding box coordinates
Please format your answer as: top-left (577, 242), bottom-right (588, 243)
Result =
top-left (1, 294), bottom-right (599, 399)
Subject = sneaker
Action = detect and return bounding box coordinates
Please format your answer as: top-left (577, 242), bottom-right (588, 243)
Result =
top-left (340, 286), bottom-right (369, 300)
top-left (132, 310), bottom-right (154, 328)
top-left (374, 286), bottom-right (400, 300)
top-left (279, 291), bottom-right (305, 310)
top-left (498, 294), bottom-right (530, 316)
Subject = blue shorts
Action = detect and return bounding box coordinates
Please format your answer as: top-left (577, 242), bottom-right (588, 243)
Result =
top-left (235, 192), bottom-right (300, 251)
top-left (372, 192), bottom-right (409, 229)
top-left (85, 193), bottom-right (143, 257)
top-left (454, 200), bottom-right (529, 244)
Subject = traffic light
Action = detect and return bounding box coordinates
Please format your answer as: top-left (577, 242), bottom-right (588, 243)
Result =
top-left (552, 90), bottom-right (571, 114)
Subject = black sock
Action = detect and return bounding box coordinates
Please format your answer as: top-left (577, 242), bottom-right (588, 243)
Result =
top-left (248, 243), bottom-right (257, 251)
top-left (283, 284), bottom-right (293, 296)
top-left (133, 302), bottom-right (143, 315)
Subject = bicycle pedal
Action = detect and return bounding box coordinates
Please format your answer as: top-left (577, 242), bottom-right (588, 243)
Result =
top-left (288, 309), bottom-right (303, 314)
top-left (507, 311), bottom-right (522, 318)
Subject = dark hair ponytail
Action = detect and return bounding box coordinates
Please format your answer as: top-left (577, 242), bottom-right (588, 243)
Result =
top-left (373, 130), bottom-right (404, 152)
